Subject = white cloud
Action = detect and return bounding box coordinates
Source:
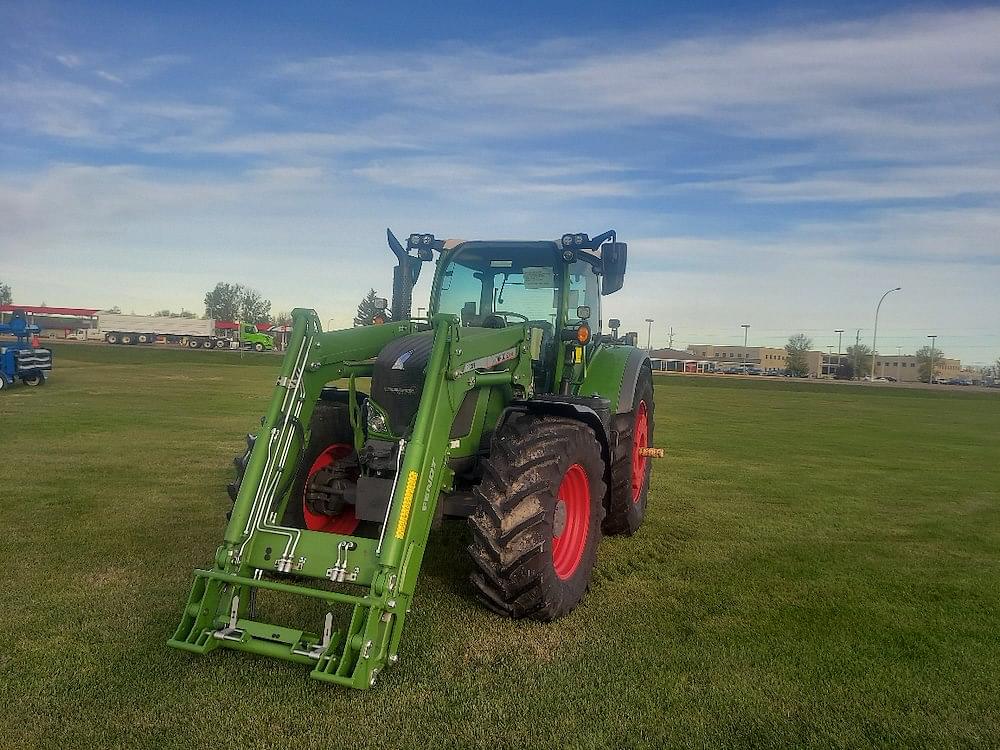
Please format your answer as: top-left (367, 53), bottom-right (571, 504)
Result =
top-left (682, 164), bottom-right (1000, 203)
top-left (95, 70), bottom-right (124, 85)
top-left (354, 156), bottom-right (638, 199)
top-left (274, 7), bottom-right (1000, 156)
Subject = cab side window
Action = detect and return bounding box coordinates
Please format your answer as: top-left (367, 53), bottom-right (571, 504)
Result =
top-left (568, 261), bottom-right (600, 332)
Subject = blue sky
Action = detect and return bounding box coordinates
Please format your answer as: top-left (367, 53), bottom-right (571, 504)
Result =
top-left (1, 1), bottom-right (998, 363)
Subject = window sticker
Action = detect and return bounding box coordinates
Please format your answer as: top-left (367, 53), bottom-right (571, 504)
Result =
top-left (523, 266), bottom-right (555, 289)
top-left (490, 260), bottom-right (513, 268)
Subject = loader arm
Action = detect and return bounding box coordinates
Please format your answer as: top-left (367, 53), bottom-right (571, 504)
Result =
top-left (169, 309), bottom-right (534, 688)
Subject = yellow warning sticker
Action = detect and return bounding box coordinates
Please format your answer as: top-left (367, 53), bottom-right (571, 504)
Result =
top-left (394, 470), bottom-right (418, 539)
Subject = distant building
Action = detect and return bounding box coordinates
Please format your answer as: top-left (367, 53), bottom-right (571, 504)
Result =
top-left (0, 305), bottom-right (100, 337)
top-left (648, 348), bottom-right (715, 373)
top-left (871, 354), bottom-right (961, 382)
top-left (686, 342), bottom-right (961, 380)
top-left (686, 344), bottom-right (823, 375)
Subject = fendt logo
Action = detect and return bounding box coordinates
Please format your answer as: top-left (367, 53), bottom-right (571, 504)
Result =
top-left (392, 350), bottom-right (414, 370)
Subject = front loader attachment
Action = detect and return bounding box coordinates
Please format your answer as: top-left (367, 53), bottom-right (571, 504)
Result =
top-left (168, 308), bottom-right (533, 687)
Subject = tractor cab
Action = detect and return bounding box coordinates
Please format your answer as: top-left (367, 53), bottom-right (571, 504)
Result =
top-left (431, 241), bottom-right (601, 391)
top-left (389, 230), bottom-right (626, 394)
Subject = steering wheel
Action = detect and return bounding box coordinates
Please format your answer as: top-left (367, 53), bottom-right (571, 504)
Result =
top-left (493, 311), bottom-right (530, 323)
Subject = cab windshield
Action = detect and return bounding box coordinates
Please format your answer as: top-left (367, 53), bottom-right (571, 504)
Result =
top-left (433, 244), bottom-right (562, 327)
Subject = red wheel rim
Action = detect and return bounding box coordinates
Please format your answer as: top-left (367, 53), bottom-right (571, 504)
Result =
top-left (302, 443), bottom-right (360, 534)
top-left (552, 463), bottom-right (591, 580)
top-left (631, 400), bottom-right (649, 503)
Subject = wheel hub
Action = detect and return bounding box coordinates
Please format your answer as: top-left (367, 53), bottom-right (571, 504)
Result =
top-left (553, 500), bottom-right (567, 537)
top-left (303, 444), bottom-right (361, 534)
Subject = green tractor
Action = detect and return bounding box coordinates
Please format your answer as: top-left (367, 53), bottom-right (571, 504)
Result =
top-left (169, 229), bottom-right (659, 687)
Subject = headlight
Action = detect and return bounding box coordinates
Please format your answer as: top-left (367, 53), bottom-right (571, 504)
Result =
top-left (367, 407), bottom-right (388, 434)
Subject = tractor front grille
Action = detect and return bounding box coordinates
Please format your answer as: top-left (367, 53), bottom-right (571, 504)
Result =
top-left (370, 332), bottom-right (435, 436)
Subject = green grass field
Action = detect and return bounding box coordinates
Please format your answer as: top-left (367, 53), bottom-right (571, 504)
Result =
top-left (2, 343), bottom-right (998, 749)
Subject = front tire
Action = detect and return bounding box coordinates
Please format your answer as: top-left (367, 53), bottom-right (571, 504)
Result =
top-left (226, 401), bottom-right (368, 536)
top-left (604, 365), bottom-right (654, 535)
top-left (22, 373), bottom-right (45, 387)
top-left (253, 342), bottom-right (264, 353)
top-left (468, 415), bottom-right (606, 621)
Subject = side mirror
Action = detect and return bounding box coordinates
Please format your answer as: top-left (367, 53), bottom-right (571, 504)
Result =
top-left (600, 242), bottom-right (627, 295)
top-left (608, 318), bottom-right (621, 329)
top-left (374, 297), bottom-right (388, 311)
top-left (576, 305), bottom-right (591, 321)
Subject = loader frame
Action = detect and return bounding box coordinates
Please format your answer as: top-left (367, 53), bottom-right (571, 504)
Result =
top-left (169, 308), bottom-right (535, 687)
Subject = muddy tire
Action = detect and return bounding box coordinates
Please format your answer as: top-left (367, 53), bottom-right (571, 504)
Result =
top-left (603, 365), bottom-right (654, 536)
top-left (468, 415), bottom-right (606, 621)
top-left (22, 373), bottom-right (45, 387)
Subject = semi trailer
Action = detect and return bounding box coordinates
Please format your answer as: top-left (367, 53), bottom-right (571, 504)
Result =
top-left (88, 314), bottom-right (274, 351)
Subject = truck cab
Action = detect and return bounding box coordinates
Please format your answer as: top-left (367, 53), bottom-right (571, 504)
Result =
top-left (238, 323), bottom-right (274, 352)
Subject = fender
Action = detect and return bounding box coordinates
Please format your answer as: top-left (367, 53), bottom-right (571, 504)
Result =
top-left (578, 345), bottom-right (651, 414)
top-left (494, 395), bottom-right (614, 503)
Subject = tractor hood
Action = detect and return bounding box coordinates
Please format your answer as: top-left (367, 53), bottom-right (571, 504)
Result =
top-left (370, 331), bottom-right (436, 435)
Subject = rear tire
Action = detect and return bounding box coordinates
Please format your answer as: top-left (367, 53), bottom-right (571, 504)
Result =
top-left (468, 415), bottom-right (606, 621)
top-left (188, 339), bottom-right (199, 349)
top-left (121, 334), bottom-right (134, 345)
top-left (201, 339), bottom-right (213, 349)
top-left (106, 333), bottom-right (119, 345)
top-left (604, 365), bottom-right (654, 536)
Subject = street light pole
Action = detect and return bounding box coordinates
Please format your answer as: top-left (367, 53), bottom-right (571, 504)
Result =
top-left (741, 323), bottom-right (750, 371)
top-left (835, 329), bottom-right (844, 375)
top-left (645, 318), bottom-right (654, 351)
top-left (927, 335), bottom-right (937, 383)
top-left (871, 287), bottom-right (901, 380)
